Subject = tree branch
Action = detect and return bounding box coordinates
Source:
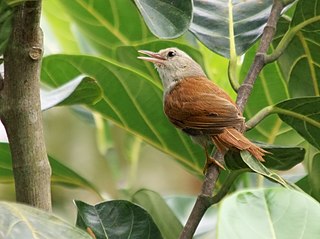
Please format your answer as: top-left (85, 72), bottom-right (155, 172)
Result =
top-left (1, 0), bottom-right (51, 210)
top-left (236, 0), bottom-right (284, 112)
top-left (179, 154), bottom-right (221, 238)
top-left (179, 1), bottom-right (285, 238)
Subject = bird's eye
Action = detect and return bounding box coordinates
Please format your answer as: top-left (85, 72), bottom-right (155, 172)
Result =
top-left (167, 51), bottom-right (176, 58)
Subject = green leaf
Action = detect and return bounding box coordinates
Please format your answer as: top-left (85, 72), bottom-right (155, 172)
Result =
top-left (0, 143), bottom-right (98, 193)
top-left (55, 0), bottom-right (154, 56)
top-left (218, 188), bottom-right (320, 239)
top-left (133, 0), bottom-right (192, 38)
top-left (225, 144), bottom-right (305, 171)
top-left (275, 0), bottom-right (320, 97)
top-left (132, 189), bottom-right (182, 239)
top-left (240, 151), bottom-right (292, 188)
top-left (309, 153), bottom-right (320, 201)
top-left (0, 145), bottom-right (11, 183)
top-left (134, 0), bottom-right (274, 58)
top-left (298, 153), bottom-right (320, 202)
top-left (0, 201), bottom-right (91, 239)
top-left (41, 75), bottom-right (102, 110)
top-left (274, 97), bottom-right (320, 150)
top-left (190, 0), bottom-right (273, 58)
top-left (41, 54), bottom-right (205, 176)
top-left (75, 200), bottom-right (163, 239)
top-left (295, 175), bottom-right (311, 193)
top-left (262, 145), bottom-right (305, 170)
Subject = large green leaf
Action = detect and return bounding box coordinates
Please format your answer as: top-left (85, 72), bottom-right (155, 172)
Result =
top-left (75, 200), bottom-right (162, 239)
top-left (41, 75), bottom-right (102, 110)
top-left (133, 0), bottom-right (192, 38)
top-left (134, 0), bottom-right (274, 58)
top-left (54, 0), bottom-right (154, 56)
top-left (274, 97), bottom-right (320, 150)
top-left (297, 153), bottom-right (320, 202)
top-left (225, 144), bottom-right (305, 171)
top-left (132, 189), bottom-right (182, 239)
top-left (309, 153), bottom-right (320, 201)
top-left (0, 201), bottom-right (91, 239)
top-left (190, 0), bottom-right (273, 58)
top-left (275, 0), bottom-right (320, 97)
top-left (240, 151), bottom-right (292, 188)
top-left (218, 188), bottom-right (320, 239)
top-left (0, 143), bottom-right (98, 193)
top-left (41, 54), bottom-right (205, 176)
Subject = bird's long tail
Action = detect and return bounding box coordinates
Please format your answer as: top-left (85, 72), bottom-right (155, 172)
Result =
top-left (212, 128), bottom-right (268, 161)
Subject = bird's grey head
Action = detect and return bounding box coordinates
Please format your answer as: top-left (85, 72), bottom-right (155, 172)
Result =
top-left (138, 47), bottom-right (206, 91)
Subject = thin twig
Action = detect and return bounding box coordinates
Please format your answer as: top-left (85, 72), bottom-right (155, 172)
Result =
top-left (179, 1), bottom-right (285, 238)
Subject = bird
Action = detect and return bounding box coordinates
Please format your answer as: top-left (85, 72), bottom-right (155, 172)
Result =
top-left (138, 47), bottom-right (267, 171)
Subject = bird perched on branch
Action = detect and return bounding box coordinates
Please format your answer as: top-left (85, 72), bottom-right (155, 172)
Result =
top-left (138, 47), bottom-right (267, 171)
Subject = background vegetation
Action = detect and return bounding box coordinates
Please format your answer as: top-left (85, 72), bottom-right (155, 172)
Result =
top-left (0, 0), bottom-right (320, 238)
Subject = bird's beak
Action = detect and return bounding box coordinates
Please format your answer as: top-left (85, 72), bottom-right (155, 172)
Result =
top-left (137, 50), bottom-right (166, 64)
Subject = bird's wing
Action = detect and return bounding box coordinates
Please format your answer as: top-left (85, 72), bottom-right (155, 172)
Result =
top-left (164, 76), bottom-right (244, 135)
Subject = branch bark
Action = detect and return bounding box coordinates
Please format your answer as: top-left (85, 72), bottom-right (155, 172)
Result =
top-left (179, 1), bottom-right (285, 238)
top-left (1, 0), bottom-right (51, 211)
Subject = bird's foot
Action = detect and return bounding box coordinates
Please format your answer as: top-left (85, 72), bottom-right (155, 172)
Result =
top-left (203, 156), bottom-right (226, 174)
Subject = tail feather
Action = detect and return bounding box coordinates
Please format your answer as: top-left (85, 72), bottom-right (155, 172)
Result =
top-left (212, 128), bottom-right (268, 161)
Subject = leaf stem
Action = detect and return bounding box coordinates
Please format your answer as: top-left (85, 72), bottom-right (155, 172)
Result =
top-left (228, 59), bottom-right (240, 92)
top-left (227, 0), bottom-right (240, 92)
top-left (247, 100), bottom-right (320, 130)
top-left (265, 15), bottom-right (320, 63)
top-left (272, 106), bottom-right (320, 128)
top-left (246, 106), bottom-right (274, 130)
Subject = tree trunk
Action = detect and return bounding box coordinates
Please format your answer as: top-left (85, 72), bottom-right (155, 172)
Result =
top-left (1, 0), bottom-right (51, 211)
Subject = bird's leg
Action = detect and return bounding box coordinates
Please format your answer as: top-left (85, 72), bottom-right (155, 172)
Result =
top-left (203, 147), bottom-right (225, 174)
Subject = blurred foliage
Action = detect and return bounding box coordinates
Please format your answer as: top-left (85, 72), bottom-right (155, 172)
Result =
top-left (0, 143), bottom-right (100, 195)
top-left (0, 0), bottom-right (320, 238)
top-left (0, 201), bottom-right (91, 238)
